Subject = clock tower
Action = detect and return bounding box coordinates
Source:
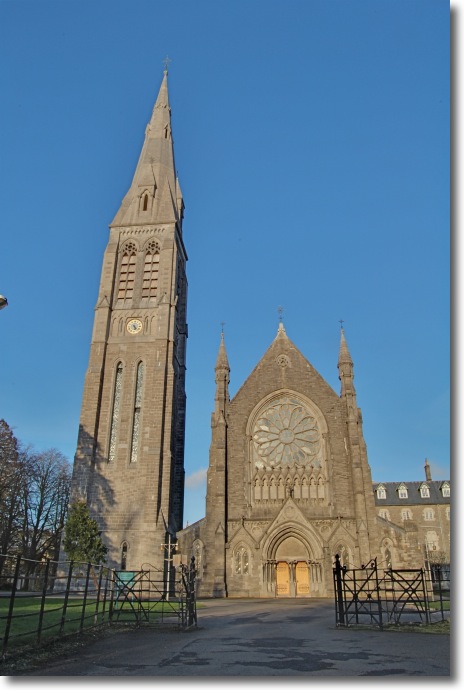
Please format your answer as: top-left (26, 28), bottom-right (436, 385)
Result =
top-left (68, 68), bottom-right (187, 572)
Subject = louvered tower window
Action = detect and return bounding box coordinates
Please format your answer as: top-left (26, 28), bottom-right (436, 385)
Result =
top-left (108, 363), bottom-right (123, 462)
top-left (117, 243), bottom-right (137, 300)
top-left (130, 362), bottom-right (145, 463)
top-left (142, 241), bottom-right (160, 299)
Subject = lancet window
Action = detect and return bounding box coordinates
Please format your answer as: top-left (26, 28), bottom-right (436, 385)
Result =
top-left (121, 542), bottom-right (128, 570)
top-left (130, 362), bottom-right (145, 463)
top-left (108, 363), bottom-right (123, 462)
top-left (234, 547), bottom-right (249, 576)
top-left (117, 243), bottom-right (137, 301)
top-left (142, 241), bottom-right (160, 299)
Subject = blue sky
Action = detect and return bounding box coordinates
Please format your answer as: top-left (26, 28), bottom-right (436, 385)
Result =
top-left (1, 0), bottom-right (450, 527)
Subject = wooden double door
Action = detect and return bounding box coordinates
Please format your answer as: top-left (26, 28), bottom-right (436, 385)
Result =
top-left (276, 561), bottom-right (310, 597)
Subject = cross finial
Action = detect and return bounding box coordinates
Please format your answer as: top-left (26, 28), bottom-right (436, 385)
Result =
top-left (278, 306), bottom-right (284, 323)
top-left (339, 319), bottom-right (344, 330)
top-left (220, 321), bottom-right (226, 335)
top-left (162, 55), bottom-right (172, 74)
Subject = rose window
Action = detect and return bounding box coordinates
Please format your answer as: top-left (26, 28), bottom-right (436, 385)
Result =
top-left (252, 397), bottom-right (322, 469)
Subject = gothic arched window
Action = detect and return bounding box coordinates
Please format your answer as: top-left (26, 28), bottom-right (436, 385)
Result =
top-left (117, 243), bottom-right (137, 301)
top-left (130, 362), bottom-right (145, 463)
top-left (142, 241), bottom-right (160, 299)
top-left (121, 542), bottom-right (128, 570)
top-left (108, 363), bottom-right (123, 463)
top-left (336, 544), bottom-right (350, 568)
top-left (234, 547), bottom-right (249, 575)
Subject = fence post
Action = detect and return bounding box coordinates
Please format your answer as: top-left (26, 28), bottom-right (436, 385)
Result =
top-left (94, 566), bottom-right (104, 624)
top-left (437, 566), bottom-right (445, 622)
top-left (421, 568), bottom-right (431, 624)
top-left (59, 561), bottom-right (74, 634)
top-left (79, 562), bottom-right (92, 633)
top-left (37, 558), bottom-right (51, 644)
top-left (2, 554), bottom-right (22, 657)
top-left (187, 557), bottom-right (197, 627)
top-left (373, 558), bottom-right (383, 629)
top-left (334, 554), bottom-right (345, 626)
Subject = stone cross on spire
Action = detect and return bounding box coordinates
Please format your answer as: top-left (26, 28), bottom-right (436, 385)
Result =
top-left (162, 55), bottom-right (172, 74)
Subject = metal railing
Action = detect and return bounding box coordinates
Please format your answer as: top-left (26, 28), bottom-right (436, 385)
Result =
top-left (0, 553), bottom-right (197, 658)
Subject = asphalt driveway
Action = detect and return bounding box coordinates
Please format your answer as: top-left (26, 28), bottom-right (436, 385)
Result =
top-left (18, 598), bottom-right (450, 677)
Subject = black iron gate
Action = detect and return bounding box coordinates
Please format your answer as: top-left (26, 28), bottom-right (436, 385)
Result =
top-left (111, 557), bottom-right (197, 628)
top-left (333, 555), bottom-right (443, 628)
top-left (333, 555), bottom-right (383, 627)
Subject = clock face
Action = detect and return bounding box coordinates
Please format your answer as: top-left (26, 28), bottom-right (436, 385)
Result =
top-left (127, 318), bottom-right (143, 335)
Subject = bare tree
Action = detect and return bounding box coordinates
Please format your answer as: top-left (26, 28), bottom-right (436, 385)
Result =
top-left (19, 449), bottom-right (71, 575)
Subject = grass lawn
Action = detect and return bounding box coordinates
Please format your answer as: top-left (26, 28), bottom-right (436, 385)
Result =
top-left (428, 599), bottom-right (450, 611)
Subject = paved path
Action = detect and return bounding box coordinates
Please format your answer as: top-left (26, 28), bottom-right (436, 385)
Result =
top-left (23, 598), bottom-right (450, 677)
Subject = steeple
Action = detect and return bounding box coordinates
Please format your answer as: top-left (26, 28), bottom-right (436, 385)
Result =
top-left (66, 67), bottom-right (188, 571)
top-left (111, 70), bottom-right (183, 227)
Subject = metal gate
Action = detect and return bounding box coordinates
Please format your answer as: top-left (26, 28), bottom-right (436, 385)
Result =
top-left (111, 557), bottom-right (197, 628)
top-left (333, 554), bottom-right (436, 628)
top-left (333, 555), bottom-right (383, 627)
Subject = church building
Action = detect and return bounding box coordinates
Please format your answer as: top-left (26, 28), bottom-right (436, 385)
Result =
top-left (177, 328), bottom-right (450, 598)
top-left (67, 71), bottom-right (449, 596)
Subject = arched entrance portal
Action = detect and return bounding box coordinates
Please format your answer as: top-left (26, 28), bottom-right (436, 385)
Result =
top-left (275, 536), bottom-right (310, 597)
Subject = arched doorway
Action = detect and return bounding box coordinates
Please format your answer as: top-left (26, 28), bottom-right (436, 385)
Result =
top-left (275, 536), bottom-right (310, 597)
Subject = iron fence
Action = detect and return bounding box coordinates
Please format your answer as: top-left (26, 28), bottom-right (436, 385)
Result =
top-left (0, 553), bottom-right (197, 659)
top-left (333, 554), bottom-right (450, 629)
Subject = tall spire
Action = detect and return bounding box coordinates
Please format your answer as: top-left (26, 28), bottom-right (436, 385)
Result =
top-left (111, 69), bottom-right (182, 226)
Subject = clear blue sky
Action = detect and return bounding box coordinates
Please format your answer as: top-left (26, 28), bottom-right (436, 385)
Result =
top-left (1, 0), bottom-right (451, 527)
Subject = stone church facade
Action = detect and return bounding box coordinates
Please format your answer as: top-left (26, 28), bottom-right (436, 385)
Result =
top-left (177, 326), bottom-right (450, 598)
top-left (66, 72), bottom-right (449, 595)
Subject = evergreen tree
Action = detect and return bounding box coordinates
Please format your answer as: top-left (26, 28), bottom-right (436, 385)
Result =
top-left (63, 501), bottom-right (107, 565)
top-left (0, 420), bottom-right (26, 573)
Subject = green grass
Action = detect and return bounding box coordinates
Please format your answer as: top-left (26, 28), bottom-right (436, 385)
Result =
top-left (0, 596), bottom-right (182, 650)
top-left (428, 599), bottom-right (450, 611)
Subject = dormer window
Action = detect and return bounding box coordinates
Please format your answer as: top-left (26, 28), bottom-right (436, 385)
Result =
top-left (420, 484), bottom-right (430, 498)
top-left (398, 484), bottom-right (408, 499)
top-left (376, 485), bottom-right (386, 500)
top-left (441, 483), bottom-right (450, 497)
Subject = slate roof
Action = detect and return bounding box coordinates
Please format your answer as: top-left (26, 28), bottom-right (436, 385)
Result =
top-left (372, 480), bottom-right (450, 506)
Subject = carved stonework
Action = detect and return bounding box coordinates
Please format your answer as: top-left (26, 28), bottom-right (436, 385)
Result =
top-left (120, 226), bottom-right (167, 237)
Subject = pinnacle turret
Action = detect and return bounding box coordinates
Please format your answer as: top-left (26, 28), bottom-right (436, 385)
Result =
top-left (214, 332), bottom-right (230, 417)
top-left (338, 326), bottom-right (356, 400)
top-left (215, 332), bottom-right (230, 372)
top-left (338, 327), bottom-right (353, 366)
